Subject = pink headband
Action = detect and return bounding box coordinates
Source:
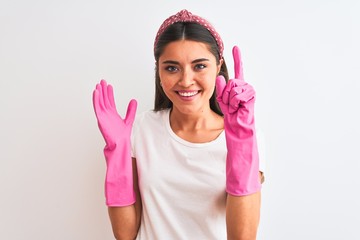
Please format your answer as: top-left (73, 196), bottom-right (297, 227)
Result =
top-left (154, 9), bottom-right (224, 58)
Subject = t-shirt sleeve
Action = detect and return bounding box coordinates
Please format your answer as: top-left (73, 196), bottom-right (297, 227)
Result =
top-left (131, 112), bottom-right (141, 158)
top-left (257, 128), bottom-right (266, 174)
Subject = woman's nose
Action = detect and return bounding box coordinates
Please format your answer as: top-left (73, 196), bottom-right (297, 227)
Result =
top-left (178, 69), bottom-right (195, 87)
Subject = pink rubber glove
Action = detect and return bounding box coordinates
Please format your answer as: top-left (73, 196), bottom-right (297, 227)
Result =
top-left (92, 79), bottom-right (137, 206)
top-left (216, 46), bottom-right (261, 196)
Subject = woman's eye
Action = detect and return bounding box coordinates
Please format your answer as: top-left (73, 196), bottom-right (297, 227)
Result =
top-left (195, 64), bottom-right (206, 70)
top-left (165, 66), bottom-right (178, 72)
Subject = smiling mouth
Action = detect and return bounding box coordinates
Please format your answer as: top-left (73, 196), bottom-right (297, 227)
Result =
top-left (177, 91), bottom-right (200, 97)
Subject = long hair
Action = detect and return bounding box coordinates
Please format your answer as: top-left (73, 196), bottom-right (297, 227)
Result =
top-left (153, 22), bottom-right (229, 116)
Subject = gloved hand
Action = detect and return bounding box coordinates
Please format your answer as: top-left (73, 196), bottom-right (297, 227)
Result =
top-left (92, 79), bottom-right (137, 206)
top-left (216, 46), bottom-right (261, 196)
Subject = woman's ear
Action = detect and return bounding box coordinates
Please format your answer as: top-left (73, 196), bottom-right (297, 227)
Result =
top-left (217, 58), bottom-right (224, 75)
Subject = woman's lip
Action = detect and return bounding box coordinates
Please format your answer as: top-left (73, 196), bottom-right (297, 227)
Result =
top-left (176, 90), bottom-right (200, 97)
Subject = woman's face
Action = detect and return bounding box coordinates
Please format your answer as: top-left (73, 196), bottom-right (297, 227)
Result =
top-left (158, 40), bottom-right (222, 115)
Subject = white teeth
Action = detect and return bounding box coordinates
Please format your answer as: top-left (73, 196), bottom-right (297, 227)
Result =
top-left (178, 91), bottom-right (198, 97)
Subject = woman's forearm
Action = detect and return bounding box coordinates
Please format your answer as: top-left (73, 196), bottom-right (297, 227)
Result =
top-left (108, 158), bottom-right (142, 240)
top-left (226, 191), bottom-right (261, 240)
top-left (226, 172), bottom-right (263, 240)
top-left (108, 203), bottom-right (141, 240)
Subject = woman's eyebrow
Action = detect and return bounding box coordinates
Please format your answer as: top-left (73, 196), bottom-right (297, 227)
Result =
top-left (162, 60), bottom-right (179, 64)
top-left (192, 58), bottom-right (210, 63)
top-left (162, 58), bottom-right (210, 64)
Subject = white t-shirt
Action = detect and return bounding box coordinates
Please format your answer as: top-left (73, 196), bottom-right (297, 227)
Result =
top-left (131, 109), bottom-right (264, 240)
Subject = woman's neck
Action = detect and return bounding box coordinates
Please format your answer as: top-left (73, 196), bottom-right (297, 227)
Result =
top-left (169, 107), bottom-right (224, 143)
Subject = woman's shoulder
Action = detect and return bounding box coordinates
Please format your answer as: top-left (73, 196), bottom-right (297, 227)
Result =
top-left (132, 109), bottom-right (170, 142)
top-left (136, 109), bottom-right (169, 121)
top-left (133, 109), bottom-right (170, 128)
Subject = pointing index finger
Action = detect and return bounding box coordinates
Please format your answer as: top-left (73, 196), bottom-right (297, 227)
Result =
top-left (232, 46), bottom-right (244, 81)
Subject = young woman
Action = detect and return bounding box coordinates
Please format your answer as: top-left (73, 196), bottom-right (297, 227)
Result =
top-left (93, 9), bottom-right (264, 240)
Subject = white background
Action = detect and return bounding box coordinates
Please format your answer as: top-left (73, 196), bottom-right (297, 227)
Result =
top-left (1, 0), bottom-right (359, 239)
